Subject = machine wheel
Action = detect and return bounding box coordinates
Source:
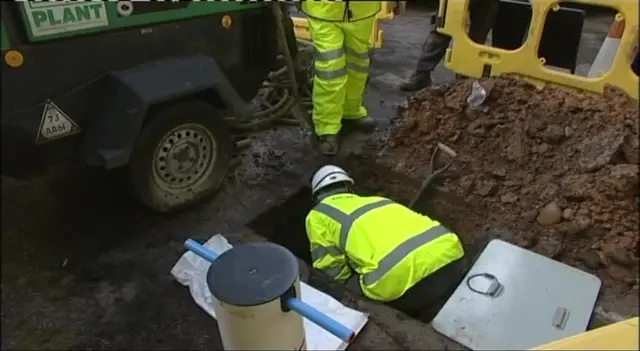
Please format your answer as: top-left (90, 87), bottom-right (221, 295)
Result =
top-left (129, 99), bottom-right (232, 213)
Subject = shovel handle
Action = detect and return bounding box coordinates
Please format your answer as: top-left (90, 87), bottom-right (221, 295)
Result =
top-left (437, 142), bottom-right (457, 158)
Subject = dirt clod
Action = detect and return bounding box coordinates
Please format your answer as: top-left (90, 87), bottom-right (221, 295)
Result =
top-left (541, 125), bottom-right (566, 144)
top-left (597, 164), bottom-right (640, 200)
top-left (561, 208), bottom-right (575, 220)
top-left (577, 128), bottom-right (626, 172)
top-left (603, 243), bottom-right (636, 268)
top-left (621, 134), bottom-right (640, 164)
top-left (533, 235), bottom-right (564, 258)
top-left (607, 264), bottom-right (636, 285)
top-left (576, 251), bottom-right (604, 270)
top-left (513, 230), bottom-right (538, 248)
top-left (560, 174), bottom-right (594, 200)
top-left (500, 192), bottom-right (518, 204)
top-left (377, 76), bottom-right (639, 303)
top-left (556, 220), bottom-right (590, 238)
top-left (475, 179), bottom-right (499, 197)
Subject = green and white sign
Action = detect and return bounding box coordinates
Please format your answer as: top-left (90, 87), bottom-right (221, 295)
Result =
top-left (24, 1), bottom-right (109, 37)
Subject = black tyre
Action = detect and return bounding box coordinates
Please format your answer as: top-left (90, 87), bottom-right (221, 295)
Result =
top-left (129, 99), bottom-right (232, 213)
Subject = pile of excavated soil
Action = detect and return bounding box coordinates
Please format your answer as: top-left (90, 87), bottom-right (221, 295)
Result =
top-left (377, 76), bottom-right (639, 290)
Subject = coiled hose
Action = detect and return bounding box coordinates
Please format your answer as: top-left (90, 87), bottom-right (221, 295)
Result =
top-left (225, 40), bottom-right (314, 131)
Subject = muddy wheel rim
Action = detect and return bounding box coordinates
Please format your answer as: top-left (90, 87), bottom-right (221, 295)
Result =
top-left (152, 123), bottom-right (217, 191)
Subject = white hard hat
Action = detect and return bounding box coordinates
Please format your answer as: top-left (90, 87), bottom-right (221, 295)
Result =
top-left (311, 165), bottom-right (354, 195)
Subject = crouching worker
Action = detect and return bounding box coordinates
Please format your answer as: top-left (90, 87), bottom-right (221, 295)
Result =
top-left (306, 165), bottom-right (467, 317)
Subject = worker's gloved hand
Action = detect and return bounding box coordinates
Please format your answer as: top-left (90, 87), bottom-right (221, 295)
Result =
top-left (297, 258), bottom-right (310, 283)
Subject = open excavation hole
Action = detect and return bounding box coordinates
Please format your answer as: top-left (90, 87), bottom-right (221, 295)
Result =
top-left (247, 157), bottom-right (491, 265)
top-left (247, 156), bottom-right (623, 327)
top-left (249, 186), bottom-right (314, 266)
top-left (248, 156), bottom-right (493, 320)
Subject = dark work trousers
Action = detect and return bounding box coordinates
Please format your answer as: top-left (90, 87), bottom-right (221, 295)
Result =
top-left (416, 0), bottom-right (500, 73)
top-left (345, 257), bottom-right (468, 320)
top-left (387, 258), bottom-right (467, 319)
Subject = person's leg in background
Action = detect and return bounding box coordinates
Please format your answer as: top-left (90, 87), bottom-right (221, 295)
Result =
top-left (399, 16), bottom-right (451, 91)
top-left (308, 18), bottom-right (347, 156)
top-left (467, 0), bottom-right (500, 47)
top-left (341, 17), bottom-right (377, 132)
top-left (400, 0), bottom-right (500, 92)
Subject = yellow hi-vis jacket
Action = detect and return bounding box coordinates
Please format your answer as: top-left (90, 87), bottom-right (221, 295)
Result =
top-left (302, 1), bottom-right (381, 23)
top-left (305, 193), bottom-right (465, 302)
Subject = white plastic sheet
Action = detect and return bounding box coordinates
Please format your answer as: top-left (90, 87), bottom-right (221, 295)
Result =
top-left (170, 234), bottom-right (369, 351)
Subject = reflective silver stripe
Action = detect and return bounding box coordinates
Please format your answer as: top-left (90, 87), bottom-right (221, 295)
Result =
top-left (361, 225), bottom-right (451, 286)
top-left (313, 203), bottom-right (349, 245)
top-left (311, 245), bottom-right (343, 262)
top-left (347, 62), bottom-right (369, 73)
top-left (323, 266), bottom-right (345, 280)
top-left (345, 46), bottom-right (370, 60)
top-left (313, 199), bottom-right (394, 250)
top-left (315, 67), bottom-right (348, 80)
top-left (315, 48), bottom-right (345, 61)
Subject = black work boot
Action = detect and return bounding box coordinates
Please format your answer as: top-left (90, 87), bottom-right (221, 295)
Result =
top-left (399, 71), bottom-right (432, 92)
top-left (342, 116), bottom-right (377, 132)
top-left (316, 135), bottom-right (339, 156)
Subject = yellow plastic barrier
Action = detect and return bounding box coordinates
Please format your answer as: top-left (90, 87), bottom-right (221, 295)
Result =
top-left (531, 317), bottom-right (639, 350)
top-left (437, 0), bottom-right (639, 99)
top-left (291, 1), bottom-right (400, 49)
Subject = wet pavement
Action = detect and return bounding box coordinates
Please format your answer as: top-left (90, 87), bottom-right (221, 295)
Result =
top-left (1, 5), bottom-right (623, 351)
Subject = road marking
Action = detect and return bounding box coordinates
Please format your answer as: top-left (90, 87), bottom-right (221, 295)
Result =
top-left (36, 101), bottom-right (81, 144)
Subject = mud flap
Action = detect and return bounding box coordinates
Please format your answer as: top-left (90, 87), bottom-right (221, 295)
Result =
top-left (81, 54), bottom-right (251, 169)
top-left (492, 0), bottom-right (584, 73)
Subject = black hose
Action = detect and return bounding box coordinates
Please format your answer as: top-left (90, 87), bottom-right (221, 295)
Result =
top-left (226, 40), bottom-right (314, 131)
top-left (225, 5), bottom-right (315, 132)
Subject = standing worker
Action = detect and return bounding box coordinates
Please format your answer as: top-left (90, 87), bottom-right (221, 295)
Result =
top-left (301, 1), bottom-right (381, 156)
top-left (305, 165), bottom-right (467, 317)
top-left (400, 0), bottom-right (500, 91)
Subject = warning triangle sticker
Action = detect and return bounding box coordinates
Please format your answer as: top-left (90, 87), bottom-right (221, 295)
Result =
top-left (35, 100), bottom-right (81, 144)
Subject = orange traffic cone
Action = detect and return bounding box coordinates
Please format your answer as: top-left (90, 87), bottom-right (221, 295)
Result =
top-left (588, 17), bottom-right (625, 78)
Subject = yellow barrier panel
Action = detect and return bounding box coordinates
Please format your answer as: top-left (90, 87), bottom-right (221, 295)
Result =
top-left (531, 317), bottom-right (639, 350)
top-left (437, 0), bottom-right (639, 99)
top-left (291, 1), bottom-right (399, 49)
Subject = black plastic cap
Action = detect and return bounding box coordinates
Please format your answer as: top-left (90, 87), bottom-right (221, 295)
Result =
top-left (207, 242), bottom-right (299, 306)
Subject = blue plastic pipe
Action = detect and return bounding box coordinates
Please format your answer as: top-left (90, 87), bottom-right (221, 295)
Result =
top-left (185, 239), bottom-right (220, 262)
top-left (183, 239), bottom-right (356, 344)
top-left (286, 295), bottom-right (356, 343)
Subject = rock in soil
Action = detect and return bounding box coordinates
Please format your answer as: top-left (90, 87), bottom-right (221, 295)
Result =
top-left (537, 202), bottom-right (563, 226)
top-left (376, 76), bottom-right (639, 300)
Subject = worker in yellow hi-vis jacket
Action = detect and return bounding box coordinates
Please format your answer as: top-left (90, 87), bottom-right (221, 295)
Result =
top-left (305, 165), bottom-right (467, 317)
top-left (301, 1), bottom-right (381, 156)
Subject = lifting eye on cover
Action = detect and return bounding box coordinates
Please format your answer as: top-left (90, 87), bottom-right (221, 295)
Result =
top-left (466, 272), bottom-right (503, 298)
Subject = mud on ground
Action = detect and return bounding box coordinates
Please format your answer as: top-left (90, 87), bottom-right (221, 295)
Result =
top-left (368, 76), bottom-right (639, 315)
